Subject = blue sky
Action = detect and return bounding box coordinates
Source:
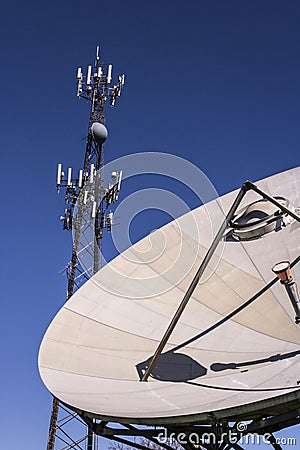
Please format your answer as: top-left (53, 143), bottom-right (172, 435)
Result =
top-left (0, 0), bottom-right (299, 448)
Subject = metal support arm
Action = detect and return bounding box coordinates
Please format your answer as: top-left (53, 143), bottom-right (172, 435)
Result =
top-left (141, 182), bottom-right (251, 381)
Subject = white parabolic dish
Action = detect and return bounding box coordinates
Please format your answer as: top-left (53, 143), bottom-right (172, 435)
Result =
top-left (39, 167), bottom-right (300, 425)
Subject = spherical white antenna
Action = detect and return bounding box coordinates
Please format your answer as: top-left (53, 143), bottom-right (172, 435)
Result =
top-left (91, 122), bottom-right (108, 144)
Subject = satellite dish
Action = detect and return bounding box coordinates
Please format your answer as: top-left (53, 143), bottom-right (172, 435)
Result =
top-left (39, 167), bottom-right (300, 424)
top-left (91, 122), bottom-right (108, 144)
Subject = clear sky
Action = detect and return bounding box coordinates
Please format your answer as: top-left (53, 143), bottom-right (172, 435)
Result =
top-left (0, 0), bottom-right (299, 449)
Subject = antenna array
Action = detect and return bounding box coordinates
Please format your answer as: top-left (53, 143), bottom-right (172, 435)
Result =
top-left (76, 45), bottom-right (125, 109)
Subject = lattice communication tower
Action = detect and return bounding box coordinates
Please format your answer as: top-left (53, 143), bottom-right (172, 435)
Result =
top-left (46, 46), bottom-right (124, 450)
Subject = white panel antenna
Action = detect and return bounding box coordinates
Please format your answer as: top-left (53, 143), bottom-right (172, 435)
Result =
top-left (83, 189), bottom-right (88, 205)
top-left (107, 64), bottom-right (112, 84)
top-left (87, 65), bottom-right (92, 85)
top-left (77, 67), bottom-right (83, 97)
top-left (78, 170), bottom-right (83, 188)
top-left (67, 168), bottom-right (72, 186)
top-left (56, 163), bottom-right (62, 188)
top-left (77, 67), bottom-right (82, 79)
top-left (117, 170), bottom-right (122, 192)
top-left (91, 201), bottom-right (97, 218)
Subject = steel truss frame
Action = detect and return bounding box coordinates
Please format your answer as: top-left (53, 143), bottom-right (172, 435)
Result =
top-left (76, 406), bottom-right (300, 450)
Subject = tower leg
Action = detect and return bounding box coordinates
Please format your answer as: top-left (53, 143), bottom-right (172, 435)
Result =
top-left (47, 397), bottom-right (59, 450)
top-left (87, 425), bottom-right (94, 450)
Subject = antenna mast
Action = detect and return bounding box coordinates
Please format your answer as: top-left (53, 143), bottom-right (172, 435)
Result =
top-left (46, 46), bottom-right (125, 450)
